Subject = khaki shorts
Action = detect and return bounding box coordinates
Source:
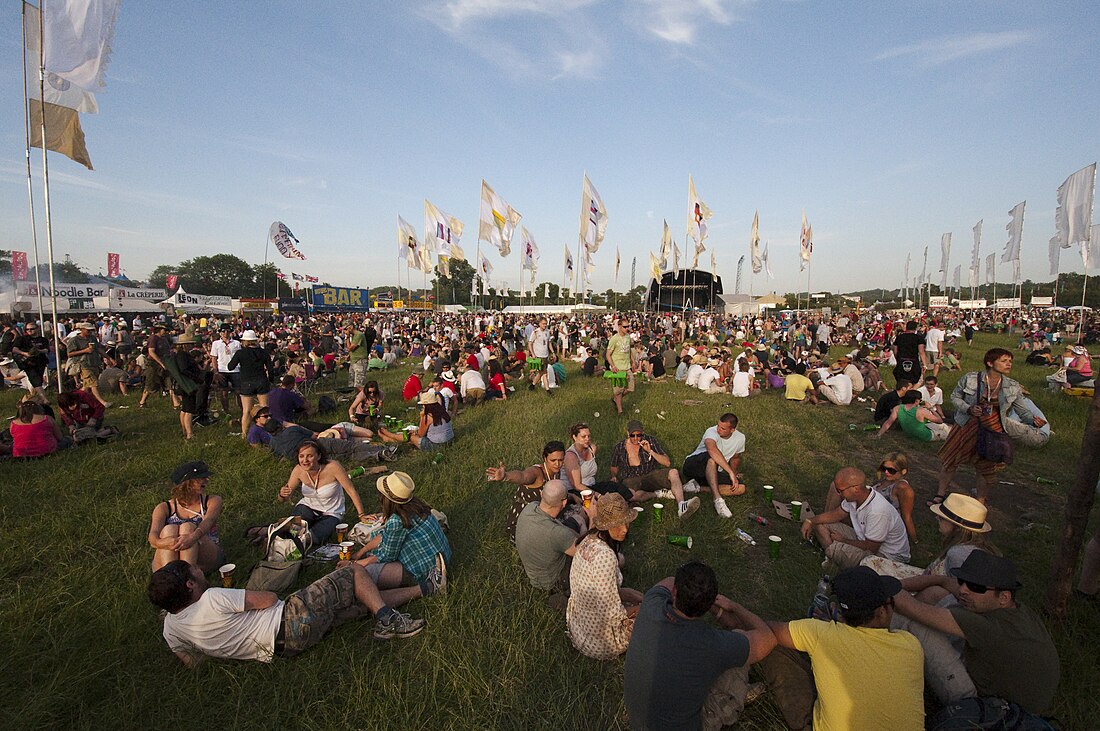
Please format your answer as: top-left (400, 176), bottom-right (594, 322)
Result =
top-left (823, 523), bottom-right (870, 569)
top-left (622, 468), bottom-right (675, 494)
top-left (464, 388), bottom-right (484, 402)
top-left (280, 566), bottom-right (370, 656)
top-left (612, 371), bottom-right (635, 395)
top-left (80, 368), bottom-right (99, 390)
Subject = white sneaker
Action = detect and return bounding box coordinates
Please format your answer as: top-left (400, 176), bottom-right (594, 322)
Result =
top-left (682, 479), bottom-right (701, 493)
top-left (678, 497), bottom-right (700, 521)
top-left (654, 489), bottom-right (675, 500)
top-left (714, 498), bottom-right (733, 519)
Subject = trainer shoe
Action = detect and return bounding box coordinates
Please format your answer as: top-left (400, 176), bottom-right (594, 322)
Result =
top-left (425, 552), bottom-right (447, 596)
top-left (654, 489), bottom-right (675, 500)
top-left (373, 611), bottom-right (426, 640)
top-left (714, 498), bottom-right (733, 519)
top-left (682, 479), bottom-right (701, 493)
top-left (678, 497), bottom-right (700, 521)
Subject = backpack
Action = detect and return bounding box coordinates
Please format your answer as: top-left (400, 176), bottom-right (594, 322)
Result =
top-left (316, 395), bottom-right (338, 415)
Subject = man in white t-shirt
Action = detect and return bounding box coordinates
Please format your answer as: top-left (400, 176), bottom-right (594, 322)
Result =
top-left (149, 560), bottom-right (428, 665)
top-left (818, 370), bottom-right (854, 406)
top-left (209, 328), bottom-right (241, 414)
top-left (681, 413), bottom-right (747, 519)
top-left (696, 359), bottom-right (724, 394)
top-left (800, 467), bottom-right (910, 570)
top-left (917, 375), bottom-right (945, 420)
top-left (925, 321), bottom-right (945, 376)
top-left (684, 358), bottom-right (705, 388)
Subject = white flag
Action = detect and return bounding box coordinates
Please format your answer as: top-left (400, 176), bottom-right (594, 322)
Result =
top-left (659, 220), bottom-right (672, 268)
top-left (1055, 163), bottom-right (1096, 250)
top-left (478, 179), bottom-right (522, 257)
top-left (615, 247), bottom-right (621, 281)
top-left (520, 227), bottom-right (540, 271)
top-left (23, 3), bottom-right (98, 113)
top-left (799, 212), bottom-right (811, 271)
top-left (269, 222), bottom-right (306, 260)
top-left (919, 246), bottom-right (928, 284)
top-left (763, 242), bottom-right (773, 279)
top-left (424, 199), bottom-right (465, 260)
top-left (398, 216), bottom-right (419, 267)
top-left (479, 253), bottom-right (493, 279)
top-left (687, 174), bottom-right (713, 246)
top-left (419, 243), bottom-right (434, 274)
top-left (564, 246), bottom-right (574, 283)
top-left (1086, 224), bottom-right (1100, 272)
top-left (969, 220), bottom-right (982, 288)
top-left (953, 265), bottom-right (961, 290)
top-left (710, 249), bottom-right (716, 277)
top-left (1002, 201), bottom-right (1025, 263)
top-left (579, 175), bottom-right (608, 254)
top-left (673, 242), bottom-right (681, 278)
top-left (41, 0), bottom-right (120, 93)
top-left (904, 252), bottom-right (910, 284)
top-left (750, 210), bottom-right (762, 274)
top-left (985, 253), bottom-right (996, 285)
top-left (649, 253), bottom-right (662, 281)
top-left (1048, 237), bottom-right (1061, 277)
top-left (939, 233), bottom-right (952, 273)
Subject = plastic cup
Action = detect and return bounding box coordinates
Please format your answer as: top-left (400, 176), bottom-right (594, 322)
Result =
top-left (581, 489), bottom-right (593, 509)
top-left (668, 534), bottom-right (693, 549)
top-left (632, 506), bottom-right (644, 513)
top-left (652, 503), bottom-right (664, 522)
top-left (768, 535), bottom-right (781, 560)
top-left (335, 523), bottom-right (349, 542)
top-left (762, 485), bottom-right (774, 502)
top-left (219, 563), bottom-right (236, 588)
top-left (339, 541), bottom-right (355, 561)
top-left (790, 501), bottom-right (803, 521)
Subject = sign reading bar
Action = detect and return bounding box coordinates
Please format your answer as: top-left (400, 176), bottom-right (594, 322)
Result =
top-left (311, 286), bottom-right (371, 311)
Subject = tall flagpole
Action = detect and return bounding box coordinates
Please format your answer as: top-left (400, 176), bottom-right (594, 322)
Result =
top-left (1078, 274), bottom-right (1089, 344)
top-left (21, 2), bottom-right (46, 327)
top-left (36, 3), bottom-right (62, 391)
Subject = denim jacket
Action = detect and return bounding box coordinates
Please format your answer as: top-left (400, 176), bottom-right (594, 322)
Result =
top-left (951, 371), bottom-right (1033, 427)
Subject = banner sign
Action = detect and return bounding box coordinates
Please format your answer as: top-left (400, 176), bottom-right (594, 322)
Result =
top-left (18, 282), bottom-right (109, 298)
top-left (958, 299), bottom-right (988, 310)
top-left (311, 286), bottom-right (370, 311)
top-left (111, 286), bottom-right (167, 301)
top-left (107, 252), bottom-right (120, 278)
top-left (994, 298), bottom-right (1022, 309)
top-left (166, 274), bottom-right (178, 290)
top-left (269, 221), bottom-right (307, 260)
top-left (928, 296), bottom-right (950, 308)
top-left (11, 251), bottom-right (28, 280)
top-left (278, 297), bottom-right (308, 313)
top-left (177, 291), bottom-right (232, 308)
top-left (1030, 297), bottom-right (1054, 307)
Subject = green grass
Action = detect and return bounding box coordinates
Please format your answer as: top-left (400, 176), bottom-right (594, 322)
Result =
top-left (0, 333), bottom-right (1095, 729)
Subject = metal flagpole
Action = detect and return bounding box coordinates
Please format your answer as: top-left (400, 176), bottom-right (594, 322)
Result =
top-left (20, 3), bottom-right (46, 327)
top-left (1078, 274), bottom-right (1089, 344)
top-left (35, 8), bottom-right (62, 391)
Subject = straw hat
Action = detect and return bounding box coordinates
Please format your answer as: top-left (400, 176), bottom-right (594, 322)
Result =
top-left (593, 493), bottom-right (638, 531)
top-left (441, 369), bottom-right (456, 381)
top-left (418, 390), bottom-right (440, 405)
top-left (377, 471), bottom-right (415, 504)
top-left (241, 330), bottom-right (259, 341)
top-left (930, 493), bottom-right (991, 533)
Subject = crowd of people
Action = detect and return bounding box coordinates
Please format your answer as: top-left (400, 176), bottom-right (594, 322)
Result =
top-left (2, 303), bottom-right (1094, 728)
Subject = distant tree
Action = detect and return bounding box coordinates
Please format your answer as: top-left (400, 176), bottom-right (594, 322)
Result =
top-left (147, 254), bottom-right (258, 296)
top-left (432, 258), bottom-right (475, 306)
top-left (0, 250), bottom-right (10, 276)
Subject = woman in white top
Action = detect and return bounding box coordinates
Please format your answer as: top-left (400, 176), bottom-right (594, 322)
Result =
top-left (278, 439), bottom-right (370, 544)
top-left (562, 422), bottom-right (598, 492)
top-left (730, 359), bottom-right (756, 397)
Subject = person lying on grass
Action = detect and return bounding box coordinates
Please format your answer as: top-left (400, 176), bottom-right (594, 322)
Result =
top-left (149, 559), bottom-right (426, 666)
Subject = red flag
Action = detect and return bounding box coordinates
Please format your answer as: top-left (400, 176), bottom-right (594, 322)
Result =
top-left (11, 251), bottom-right (28, 281)
top-left (107, 252), bottom-right (120, 278)
top-left (166, 274), bottom-right (178, 290)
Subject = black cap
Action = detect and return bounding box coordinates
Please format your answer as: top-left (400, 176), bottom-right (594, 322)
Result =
top-left (950, 550), bottom-right (1022, 591)
top-left (171, 460), bottom-right (213, 484)
top-left (832, 566), bottom-right (902, 613)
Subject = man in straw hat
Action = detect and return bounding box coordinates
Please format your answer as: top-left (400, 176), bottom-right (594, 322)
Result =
top-left (67, 321), bottom-right (111, 408)
top-left (891, 550), bottom-right (1060, 720)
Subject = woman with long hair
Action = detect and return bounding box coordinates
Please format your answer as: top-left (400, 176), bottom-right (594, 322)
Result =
top-left (561, 422), bottom-right (598, 493)
top-left (486, 440), bottom-right (569, 542)
top-left (148, 460), bottom-right (225, 572)
top-left (375, 390), bottom-right (454, 450)
top-left (10, 399), bottom-right (67, 457)
top-left (227, 330), bottom-right (275, 441)
top-left (349, 380), bottom-right (384, 431)
top-left (277, 439), bottom-right (370, 544)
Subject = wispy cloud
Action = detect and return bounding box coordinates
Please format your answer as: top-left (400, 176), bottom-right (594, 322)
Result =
top-left (98, 226), bottom-right (142, 235)
top-left (876, 31), bottom-right (1030, 67)
top-left (276, 175), bottom-right (328, 191)
top-left (434, 0), bottom-right (597, 28)
top-left (637, 0), bottom-right (739, 45)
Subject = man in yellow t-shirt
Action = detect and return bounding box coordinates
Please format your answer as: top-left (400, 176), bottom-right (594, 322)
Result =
top-left (765, 566), bottom-right (924, 731)
top-left (784, 363), bottom-right (818, 404)
top-left (604, 318), bottom-right (635, 414)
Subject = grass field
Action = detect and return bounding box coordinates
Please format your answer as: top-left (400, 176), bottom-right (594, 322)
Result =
top-left (0, 333), bottom-right (1095, 730)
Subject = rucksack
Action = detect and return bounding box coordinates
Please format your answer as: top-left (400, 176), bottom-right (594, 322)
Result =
top-left (316, 395), bottom-right (338, 414)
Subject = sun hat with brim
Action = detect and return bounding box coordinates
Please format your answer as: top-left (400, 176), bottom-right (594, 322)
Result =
top-left (593, 493), bottom-right (638, 531)
top-left (441, 370), bottom-right (456, 381)
top-left (930, 493), bottom-right (991, 533)
top-left (418, 390), bottom-right (440, 405)
top-left (241, 330), bottom-right (259, 341)
top-left (377, 471), bottom-right (414, 504)
top-left (0, 358), bottom-right (14, 367)
top-left (171, 460), bottom-right (214, 484)
top-left (1072, 346), bottom-right (1088, 355)
top-left (950, 550), bottom-right (1022, 591)
top-left (832, 566), bottom-right (902, 613)
top-left (76, 322), bottom-right (96, 330)
top-left (176, 334), bottom-right (197, 345)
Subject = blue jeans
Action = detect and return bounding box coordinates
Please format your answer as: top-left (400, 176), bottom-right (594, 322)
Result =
top-left (291, 504), bottom-right (339, 545)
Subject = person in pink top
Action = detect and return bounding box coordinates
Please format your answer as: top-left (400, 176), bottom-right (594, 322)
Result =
top-left (10, 400), bottom-right (68, 457)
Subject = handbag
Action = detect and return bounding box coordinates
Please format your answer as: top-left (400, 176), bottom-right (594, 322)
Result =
top-left (974, 378), bottom-right (1014, 465)
top-left (263, 515), bottom-right (314, 562)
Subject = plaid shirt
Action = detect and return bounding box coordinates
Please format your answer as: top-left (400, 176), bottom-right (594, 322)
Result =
top-left (609, 434), bottom-right (668, 481)
top-left (371, 513), bottom-right (451, 583)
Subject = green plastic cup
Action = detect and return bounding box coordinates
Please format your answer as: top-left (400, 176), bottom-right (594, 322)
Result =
top-left (768, 535), bottom-right (781, 560)
top-left (668, 535), bottom-right (693, 549)
top-left (763, 485), bottom-right (774, 502)
top-left (652, 503), bottom-right (664, 522)
top-left (790, 501), bottom-right (803, 521)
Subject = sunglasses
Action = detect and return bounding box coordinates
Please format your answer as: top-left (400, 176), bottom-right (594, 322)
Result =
top-left (879, 465), bottom-right (899, 474)
top-left (628, 433), bottom-right (643, 438)
top-left (959, 579), bottom-right (993, 594)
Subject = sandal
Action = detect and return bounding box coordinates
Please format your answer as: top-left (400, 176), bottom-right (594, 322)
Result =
top-left (927, 494), bottom-right (946, 507)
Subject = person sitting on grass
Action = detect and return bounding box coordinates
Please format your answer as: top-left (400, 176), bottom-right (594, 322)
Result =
top-left (375, 390), bottom-right (454, 451)
top-left (149, 559), bottom-right (426, 665)
top-left (917, 375), bottom-right (945, 420)
top-left (877, 390), bottom-right (951, 442)
top-left (784, 363), bottom-right (818, 404)
top-left (801, 467), bottom-right (911, 571)
top-left (57, 388), bottom-right (107, 439)
top-left (608, 419), bottom-right (700, 519)
top-left (458, 362), bottom-right (487, 405)
top-left (276, 439), bottom-right (373, 545)
top-left (9, 399), bottom-right (69, 457)
top-left (821, 452), bottom-right (918, 548)
top-left (681, 413), bottom-right (746, 520)
top-left (566, 493), bottom-right (644, 661)
top-left (485, 358), bottom-right (509, 400)
top-left (514, 480), bottom-right (593, 593)
top-left (488, 441), bottom-right (578, 542)
top-left (350, 472), bottom-right (449, 605)
top-left (148, 461), bottom-right (225, 572)
top-left (873, 379), bottom-right (912, 424)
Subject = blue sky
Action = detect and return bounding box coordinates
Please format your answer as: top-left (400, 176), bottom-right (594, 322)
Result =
top-left (1, 1), bottom-right (1098, 296)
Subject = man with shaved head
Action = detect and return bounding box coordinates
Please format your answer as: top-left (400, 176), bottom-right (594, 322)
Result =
top-left (800, 467), bottom-right (910, 570)
top-left (515, 480), bottom-right (593, 593)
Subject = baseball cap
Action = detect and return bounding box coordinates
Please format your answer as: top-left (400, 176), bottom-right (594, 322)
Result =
top-left (832, 566), bottom-right (901, 613)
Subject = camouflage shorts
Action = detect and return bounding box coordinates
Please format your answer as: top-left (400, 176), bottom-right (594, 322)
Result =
top-left (80, 368), bottom-right (100, 390)
top-left (279, 565), bottom-right (369, 656)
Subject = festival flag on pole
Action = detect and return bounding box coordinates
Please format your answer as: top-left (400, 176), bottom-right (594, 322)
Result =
top-left (425, 199), bottom-right (465, 260)
top-left (564, 246), bottom-right (574, 284)
top-left (291, 273), bottom-right (304, 282)
top-left (919, 246), bottom-right (928, 284)
top-left (166, 274), bottom-right (178, 290)
top-left (107, 252), bottom-right (119, 278)
top-left (398, 216), bottom-right (419, 267)
top-left (615, 247), bottom-right (621, 281)
top-left (969, 220), bottom-right (982, 289)
top-left (23, 3), bottom-right (98, 113)
top-left (29, 101), bottom-right (92, 170)
top-left (672, 242), bottom-right (681, 278)
top-left (520, 228), bottom-right (540, 272)
top-left (12, 251), bottom-right (29, 280)
top-left (798, 212), bottom-right (811, 271)
top-left (903, 252), bottom-right (910, 288)
top-left (1002, 201), bottom-right (1025, 263)
top-left (1085, 224), bottom-right (1100, 272)
top-left (417, 241), bottom-right (434, 274)
top-left (1054, 163), bottom-right (1096, 250)
top-left (579, 175), bottom-right (608, 254)
top-left (939, 233), bottom-right (951, 290)
top-left (687, 175), bottom-right (712, 267)
top-left (659, 220), bottom-right (672, 268)
top-left (649, 253), bottom-right (662, 281)
top-left (1048, 237), bottom-right (1061, 277)
top-left (750, 211), bottom-right (762, 274)
top-left (953, 265), bottom-right (961, 291)
top-left (985, 253), bottom-right (996, 285)
top-left (710, 249), bottom-right (717, 277)
top-left (305, 275), bottom-right (319, 283)
top-left (438, 254), bottom-right (450, 278)
top-left (478, 179), bottom-right (522, 257)
top-left (479, 253), bottom-right (493, 279)
top-left (40, 0), bottom-right (120, 93)
top-left (276, 272), bottom-right (287, 281)
top-left (269, 222), bottom-right (306, 260)
top-left (763, 242), bottom-right (773, 279)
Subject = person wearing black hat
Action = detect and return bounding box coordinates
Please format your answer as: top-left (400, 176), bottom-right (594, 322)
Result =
top-left (147, 461), bottom-right (225, 572)
top-left (891, 550), bottom-right (1060, 719)
top-left (762, 566), bottom-right (924, 731)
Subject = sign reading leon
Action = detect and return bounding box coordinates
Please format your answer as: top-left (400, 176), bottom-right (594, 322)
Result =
top-left (311, 286), bottom-right (371, 311)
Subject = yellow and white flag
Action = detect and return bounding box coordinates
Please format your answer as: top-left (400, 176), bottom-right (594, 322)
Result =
top-left (579, 174), bottom-right (608, 254)
top-left (398, 216), bottom-right (419, 267)
top-left (750, 211), bottom-right (762, 274)
top-left (478, 179), bottom-right (522, 257)
top-left (660, 219), bottom-right (672, 268)
top-left (24, 3), bottom-right (98, 113)
top-left (425, 199), bottom-right (464, 260)
top-left (649, 253), bottom-right (662, 281)
top-left (688, 174), bottom-right (713, 267)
